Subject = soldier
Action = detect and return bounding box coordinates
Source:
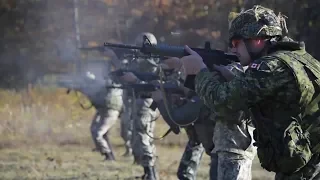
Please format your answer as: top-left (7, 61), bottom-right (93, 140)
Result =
top-left (89, 84), bottom-right (123, 161)
top-left (117, 32), bottom-right (160, 180)
top-left (152, 62), bottom-right (256, 180)
top-left (90, 49), bottom-right (133, 161)
top-left (167, 5), bottom-right (320, 179)
top-left (177, 134), bottom-right (205, 180)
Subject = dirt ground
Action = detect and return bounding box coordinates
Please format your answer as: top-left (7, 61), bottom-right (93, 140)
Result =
top-left (0, 89), bottom-right (275, 180)
top-left (0, 144), bottom-right (275, 180)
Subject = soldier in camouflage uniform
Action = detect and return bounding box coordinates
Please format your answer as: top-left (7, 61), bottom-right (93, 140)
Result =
top-left (153, 62), bottom-right (256, 180)
top-left (90, 49), bottom-right (133, 161)
top-left (177, 135), bottom-right (205, 180)
top-left (117, 32), bottom-right (160, 180)
top-left (167, 5), bottom-right (320, 180)
top-left (90, 85), bottom-right (124, 161)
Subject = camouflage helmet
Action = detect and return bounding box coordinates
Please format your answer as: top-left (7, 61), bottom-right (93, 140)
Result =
top-left (135, 32), bottom-right (157, 46)
top-left (229, 5), bottom-right (287, 40)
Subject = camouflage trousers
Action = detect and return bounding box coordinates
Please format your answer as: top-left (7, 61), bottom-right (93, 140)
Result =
top-left (177, 139), bottom-right (205, 180)
top-left (90, 89), bottom-right (132, 155)
top-left (131, 98), bottom-right (159, 167)
top-left (209, 152), bottom-right (254, 180)
top-left (177, 121), bottom-right (256, 180)
top-left (210, 121), bottom-right (257, 180)
top-left (90, 108), bottom-right (120, 154)
top-left (177, 144), bottom-right (254, 180)
top-left (120, 96), bottom-right (133, 154)
top-left (275, 153), bottom-right (320, 180)
top-left (177, 123), bottom-right (211, 180)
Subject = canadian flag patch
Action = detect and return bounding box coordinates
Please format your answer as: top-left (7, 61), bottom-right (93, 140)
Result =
top-left (250, 63), bottom-right (260, 69)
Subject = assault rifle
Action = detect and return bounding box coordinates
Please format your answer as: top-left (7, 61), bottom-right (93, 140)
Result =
top-left (106, 82), bottom-right (184, 95)
top-left (104, 35), bottom-right (239, 90)
top-left (79, 46), bottom-right (164, 61)
top-left (39, 71), bottom-right (108, 108)
top-left (107, 82), bottom-right (185, 110)
top-left (109, 69), bottom-right (177, 82)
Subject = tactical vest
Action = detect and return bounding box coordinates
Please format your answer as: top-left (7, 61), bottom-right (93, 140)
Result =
top-left (251, 45), bottom-right (320, 175)
top-left (275, 47), bottom-right (320, 149)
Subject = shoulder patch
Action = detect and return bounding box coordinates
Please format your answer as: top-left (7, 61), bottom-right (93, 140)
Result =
top-left (248, 61), bottom-right (271, 72)
top-left (248, 55), bottom-right (280, 72)
top-left (257, 61), bottom-right (272, 71)
top-left (250, 63), bottom-right (261, 69)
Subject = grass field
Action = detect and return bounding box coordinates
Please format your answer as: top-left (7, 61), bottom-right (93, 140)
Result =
top-left (0, 88), bottom-right (275, 180)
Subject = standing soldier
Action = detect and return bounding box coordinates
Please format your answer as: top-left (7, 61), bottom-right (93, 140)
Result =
top-left (169, 5), bottom-right (320, 179)
top-left (90, 48), bottom-right (133, 161)
top-left (117, 32), bottom-right (160, 180)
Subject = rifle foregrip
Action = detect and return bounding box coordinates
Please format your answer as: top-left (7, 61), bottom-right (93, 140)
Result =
top-left (142, 45), bottom-right (188, 58)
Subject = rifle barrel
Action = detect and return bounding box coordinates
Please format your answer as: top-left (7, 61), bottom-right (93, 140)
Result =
top-left (104, 43), bottom-right (141, 50)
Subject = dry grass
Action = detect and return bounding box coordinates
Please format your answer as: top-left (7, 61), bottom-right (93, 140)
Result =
top-left (0, 87), bottom-right (275, 179)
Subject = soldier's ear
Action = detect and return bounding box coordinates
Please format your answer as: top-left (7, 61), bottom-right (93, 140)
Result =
top-left (252, 39), bottom-right (264, 47)
top-left (249, 38), bottom-right (267, 53)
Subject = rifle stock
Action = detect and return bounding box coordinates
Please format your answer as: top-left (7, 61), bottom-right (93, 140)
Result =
top-left (53, 74), bottom-right (97, 93)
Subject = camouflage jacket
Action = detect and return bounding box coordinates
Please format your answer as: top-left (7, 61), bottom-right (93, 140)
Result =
top-left (195, 41), bottom-right (320, 173)
top-left (195, 42), bottom-right (305, 122)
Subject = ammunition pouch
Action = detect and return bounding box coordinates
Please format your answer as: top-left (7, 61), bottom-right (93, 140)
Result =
top-left (251, 108), bottom-right (313, 174)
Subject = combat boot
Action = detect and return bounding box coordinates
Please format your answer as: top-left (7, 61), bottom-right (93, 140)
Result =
top-left (122, 147), bottom-right (133, 157)
top-left (142, 166), bottom-right (158, 180)
top-left (103, 133), bottom-right (116, 161)
top-left (104, 152), bottom-right (116, 161)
